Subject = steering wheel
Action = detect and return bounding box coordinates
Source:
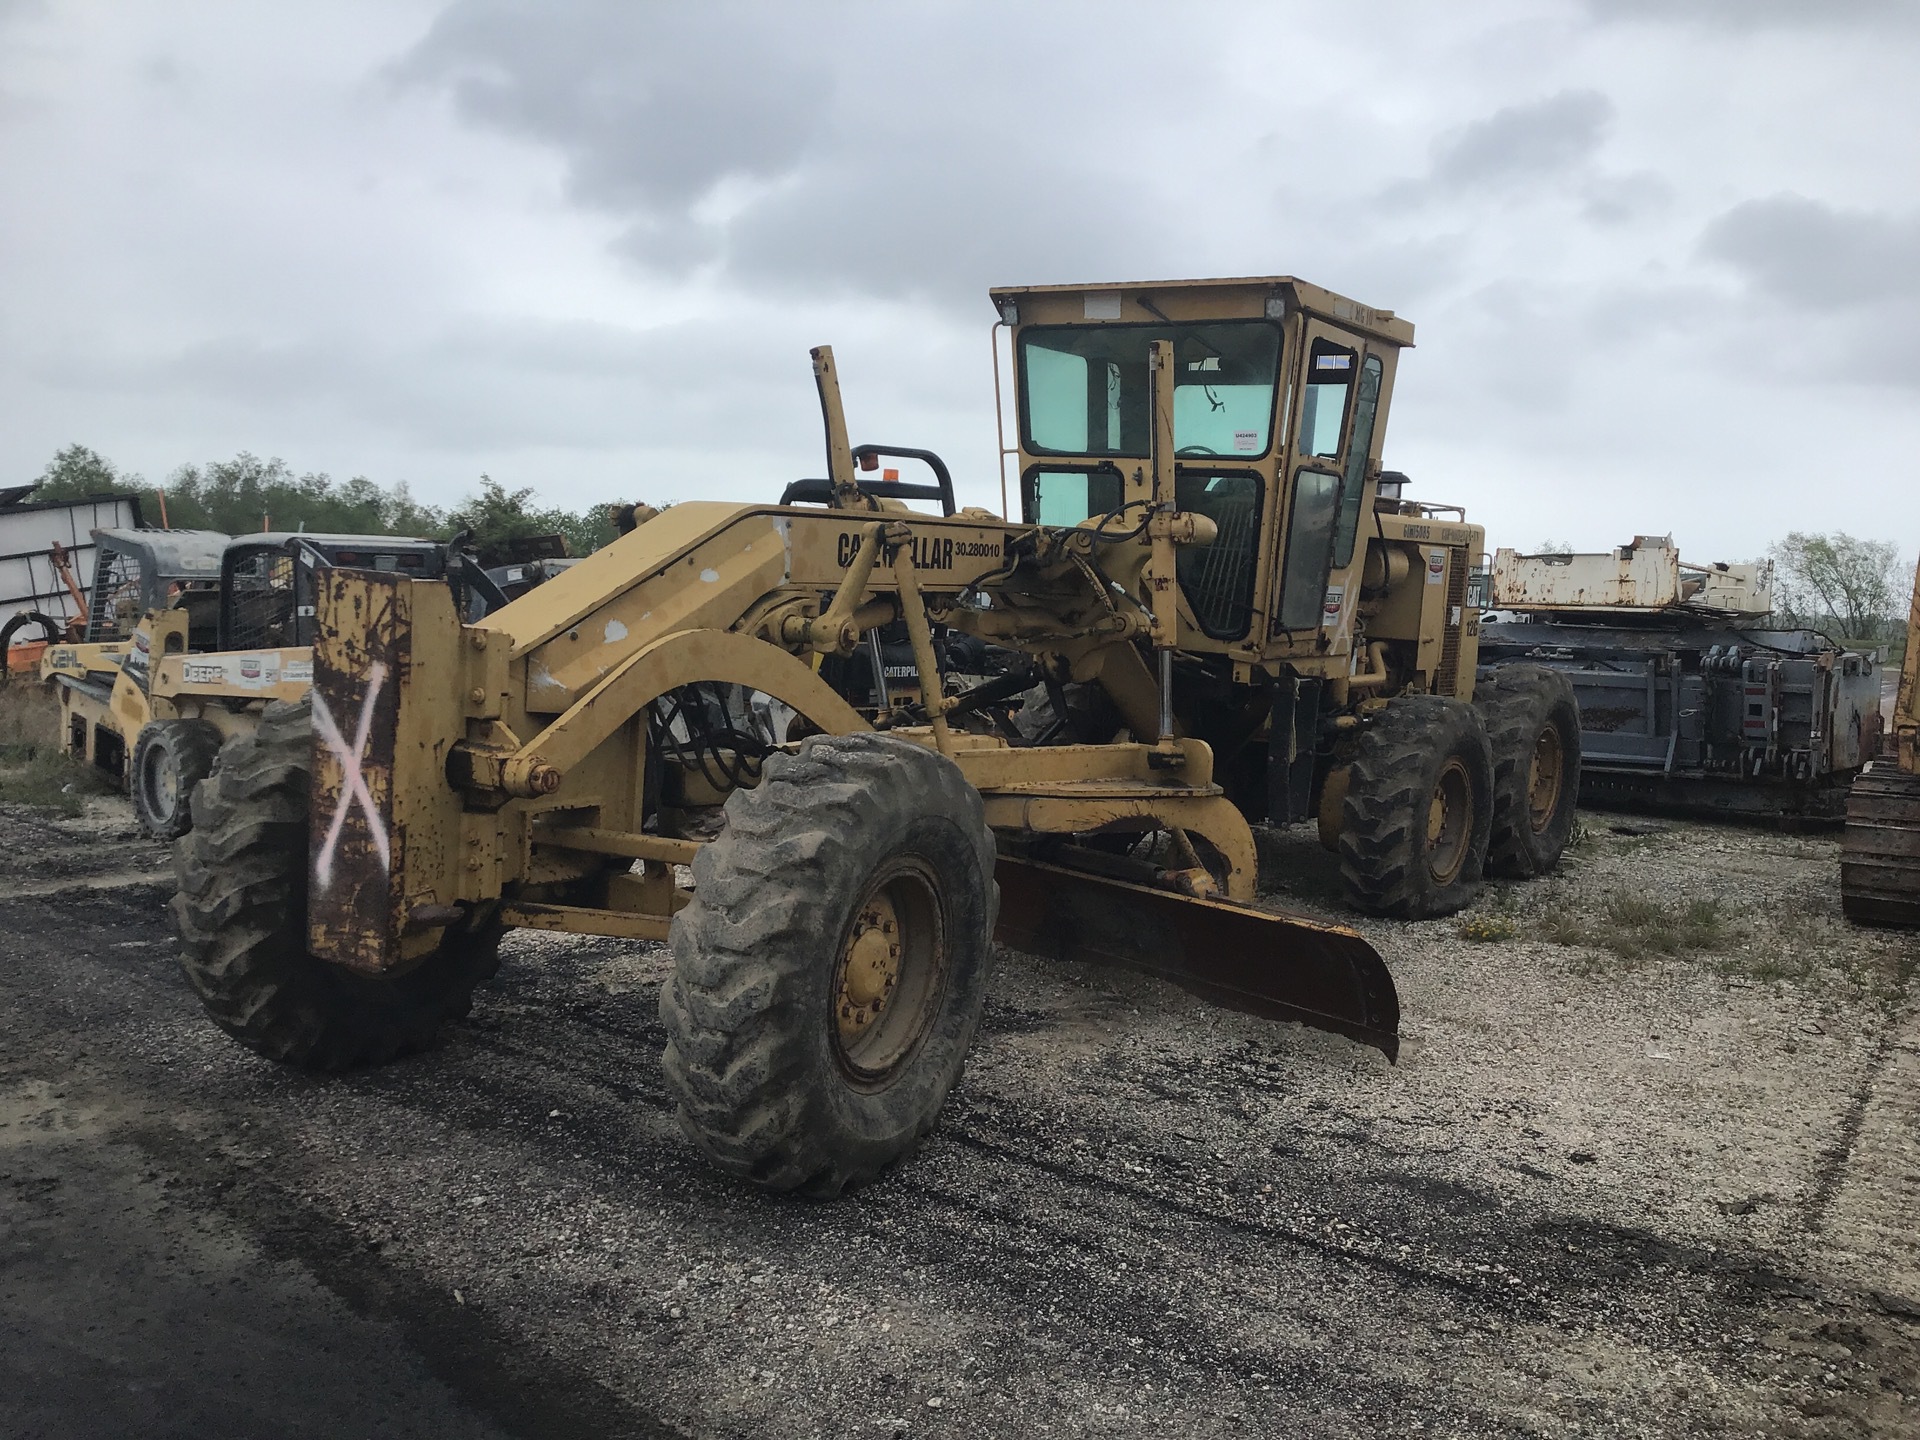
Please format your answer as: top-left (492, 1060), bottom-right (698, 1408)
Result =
top-left (1175, 445), bottom-right (1221, 457)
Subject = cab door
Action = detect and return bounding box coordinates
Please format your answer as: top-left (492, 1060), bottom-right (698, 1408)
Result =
top-left (1272, 322), bottom-right (1384, 640)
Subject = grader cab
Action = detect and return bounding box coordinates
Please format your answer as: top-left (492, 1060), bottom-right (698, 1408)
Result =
top-left (169, 276), bottom-right (1579, 1197)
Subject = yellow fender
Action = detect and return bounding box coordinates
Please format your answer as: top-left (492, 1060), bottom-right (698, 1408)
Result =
top-left (515, 627), bottom-right (870, 782)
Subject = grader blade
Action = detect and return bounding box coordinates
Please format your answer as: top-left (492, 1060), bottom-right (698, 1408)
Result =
top-left (993, 857), bottom-right (1400, 1060)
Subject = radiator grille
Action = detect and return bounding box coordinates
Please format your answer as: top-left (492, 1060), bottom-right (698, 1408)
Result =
top-left (1434, 547), bottom-right (1469, 697)
top-left (1174, 473), bottom-right (1261, 640)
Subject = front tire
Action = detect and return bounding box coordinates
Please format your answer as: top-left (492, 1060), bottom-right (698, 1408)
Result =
top-left (660, 732), bottom-right (998, 1198)
top-left (1338, 695), bottom-right (1494, 919)
top-left (170, 697), bottom-right (500, 1068)
top-left (132, 718), bottom-right (222, 840)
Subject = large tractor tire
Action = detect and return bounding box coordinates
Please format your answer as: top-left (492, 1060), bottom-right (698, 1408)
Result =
top-left (1474, 664), bottom-right (1581, 879)
top-left (1338, 695), bottom-right (1494, 919)
top-left (0, 611), bottom-right (61, 681)
top-left (131, 717), bottom-right (223, 840)
top-left (661, 732), bottom-right (997, 1198)
top-left (1841, 764), bottom-right (1920, 926)
top-left (170, 697), bottom-right (501, 1068)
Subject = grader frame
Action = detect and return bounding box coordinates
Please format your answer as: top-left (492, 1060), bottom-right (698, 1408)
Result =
top-left (302, 334), bottom-right (1390, 1050)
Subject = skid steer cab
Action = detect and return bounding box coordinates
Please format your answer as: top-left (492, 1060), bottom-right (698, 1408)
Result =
top-left (42, 529), bottom-right (502, 839)
top-left (167, 274), bottom-right (1580, 1203)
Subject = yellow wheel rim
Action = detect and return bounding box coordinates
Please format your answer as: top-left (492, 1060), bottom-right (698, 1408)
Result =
top-left (1426, 757), bottom-right (1473, 886)
top-left (1527, 727), bottom-right (1564, 833)
top-left (831, 859), bottom-right (946, 1085)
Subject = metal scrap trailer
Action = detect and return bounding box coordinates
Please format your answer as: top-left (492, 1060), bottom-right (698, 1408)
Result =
top-left (1479, 538), bottom-right (1881, 823)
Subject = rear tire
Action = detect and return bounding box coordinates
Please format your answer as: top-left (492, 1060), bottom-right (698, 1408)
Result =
top-left (660, 732), bottom-right (997, 1198)
top-left (132, 718), bottom-right (222, 840)
top-left (1338, 695), bottom-right (1493, 919)
top-left (170, 697), bottom-right (501, 1068)
top-left (0, 611), bottom-right (60, 681)
top-left (1474, 664), bottom-right (1581, 878)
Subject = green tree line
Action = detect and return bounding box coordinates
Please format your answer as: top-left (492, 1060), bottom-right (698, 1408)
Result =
top-left (28, 444), bottom-right (628, 565)
top-left (1768, 531), bottom-right (1914, 652)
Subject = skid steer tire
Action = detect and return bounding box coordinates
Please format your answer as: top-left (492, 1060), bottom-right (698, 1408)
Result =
top-left (131, 718), bottom-right (223, 840)
top-left (170, 697), bottom-right (500, 1069)
top-left (660, 732), bottom-right (997, 1199)
top-left (1338, 695), bottom-right (1494, 919)
top-left (1474, 664), bottom-right (1581, 879)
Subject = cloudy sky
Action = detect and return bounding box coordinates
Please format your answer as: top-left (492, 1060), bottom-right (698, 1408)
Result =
top-left (2, 0), bottom-right (1914, 560)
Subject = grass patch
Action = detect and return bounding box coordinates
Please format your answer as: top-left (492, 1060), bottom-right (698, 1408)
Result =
top-left (1608, 894), bottom-right (1725, 956)
top-left (0, 748), bottom-right (114, 816)
top-left (1535, 906), bottom-right (1588, 947)
top-left (0, 681), bottom-right (59, 761)
top-left (1722, 948), bottom-right (1816, 985)
top-left (0, 681), bottom-right (106, 815)
top-left (1532, 890), bottom-right (1728, 968)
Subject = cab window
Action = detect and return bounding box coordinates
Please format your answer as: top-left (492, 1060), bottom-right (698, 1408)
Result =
top-left (1020, 322), bottom-right (1284, 459)
top-left (1024, 467), bottom-right (1124, 526)
top-left (1299, 339), bottom-right (1355, 458)
top-left (1277, 471), bottom-right (1341, 631)
top-left (1331, 356), bottom-right (1384, 568)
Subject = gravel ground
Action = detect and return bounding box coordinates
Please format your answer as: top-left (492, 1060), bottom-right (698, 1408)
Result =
top-left (3, 794), bottom-right (1917, 1438)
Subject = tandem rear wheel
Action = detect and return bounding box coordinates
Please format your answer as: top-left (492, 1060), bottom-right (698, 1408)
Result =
top-left (1337, 695), bottom-right (1495, 919)
top-left (1474, 663), bottom-right (1582, 878)
top-left (660, 732), bottom-right (998, 1199)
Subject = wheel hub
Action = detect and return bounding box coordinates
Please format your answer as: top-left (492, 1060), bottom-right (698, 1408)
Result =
top-left (1425, 757), bottom-right (1472, 886)
top-left (836, 895), bottom-right (902, 1042)
top-left (144, 745), bottom-right (178, 819)
top-left (1527, 729), bottom-right (1564, 832)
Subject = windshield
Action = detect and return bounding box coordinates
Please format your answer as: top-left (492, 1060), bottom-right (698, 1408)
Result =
top-left (1020, 321), bottom-right (1283, 459)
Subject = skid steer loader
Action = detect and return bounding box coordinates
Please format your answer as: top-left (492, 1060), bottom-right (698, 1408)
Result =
top-left (1841, 555), bottom-right (1920, 924)
top-left (169, 276), bottom-right (1578, 1197)
top-left (44, 529), bottom-right (503, 838)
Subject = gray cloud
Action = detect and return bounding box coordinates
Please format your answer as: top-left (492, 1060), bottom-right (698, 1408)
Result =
top-left (1584, 0), bottom-right (1917, 29)
top-left (1698, 196), bottom-right (1920, 387)
top-left (395, 3), bottom-right (829, 213)
top-left (1700, 195), bottom-right (1920, 307)
top-left (1432, 90), bottom-right (1615, 190)
top-left (395, 2), bottom-right (1238, 305)
top-left (39, 314), bottom-right (821, 454)
top-left (1579, 171), bottom-right (1671, 227)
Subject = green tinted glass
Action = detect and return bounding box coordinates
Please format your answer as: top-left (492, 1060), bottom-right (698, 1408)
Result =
top-left (1020, 322), bottom-right (1283, 459)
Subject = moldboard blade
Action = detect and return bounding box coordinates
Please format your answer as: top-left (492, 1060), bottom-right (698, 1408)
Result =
top-left (993, 856), bottom-right (1400, 1060)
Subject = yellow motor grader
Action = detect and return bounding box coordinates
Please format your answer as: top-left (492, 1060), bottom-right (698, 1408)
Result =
top-left (170, 276), bottom-right (1579, 1196)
